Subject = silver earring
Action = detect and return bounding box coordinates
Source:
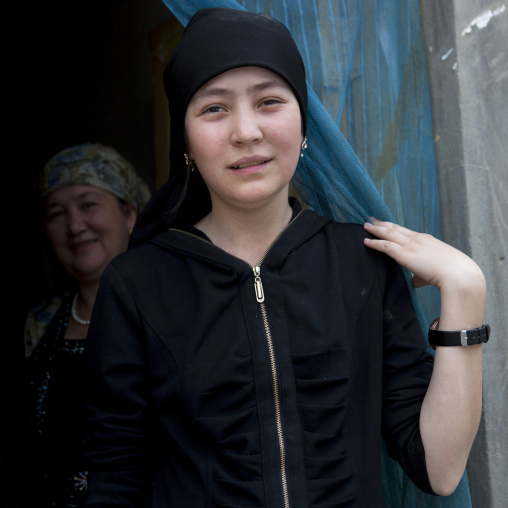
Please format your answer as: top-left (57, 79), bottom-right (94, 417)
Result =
top-left (184, 153), bottom-right (196, 172)
top-left (300, 136), bottom-right (308, 158)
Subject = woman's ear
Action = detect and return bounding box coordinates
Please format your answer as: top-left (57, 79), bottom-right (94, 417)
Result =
top-left (184, 130), bottom-right (193, 161)
top-left (123, 203), bottom-right (137, 231)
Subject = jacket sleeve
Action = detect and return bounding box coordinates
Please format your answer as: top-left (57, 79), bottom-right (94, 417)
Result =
top-left (84, 262), bottom-right (154, 507)
top-left (379, 255), bottom-right (436, 495)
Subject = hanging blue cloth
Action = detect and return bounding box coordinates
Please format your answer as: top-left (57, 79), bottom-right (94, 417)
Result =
top-left (160, 1), bottom-right (472, 506)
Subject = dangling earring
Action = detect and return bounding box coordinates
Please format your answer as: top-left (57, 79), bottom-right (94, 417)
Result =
top-left (300, 136), bottom-right (308, 158)
top-left (184, 153), bottom-right (196, 172)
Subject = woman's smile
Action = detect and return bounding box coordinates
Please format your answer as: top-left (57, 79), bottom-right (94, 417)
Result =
top-left (70, 238), bottom-right (98, 253)
top-left (45, 184), bottom-right (136, 284)
top-left (184, 66), bottom-right (303, 212)
top-left (228, 156), bottom-right (272, 173)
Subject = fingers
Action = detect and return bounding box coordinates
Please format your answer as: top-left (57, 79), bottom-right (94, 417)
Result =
top-left (364, 217), bottom-right (416, 242)
top-left (362, 217), bottom-right (435, 286)
top-left (363, 219), bottom-right (409, 254)
top-left (362, 218), bottom-right (485, 296)
top-left (362, 235), bottom-right (408, 266)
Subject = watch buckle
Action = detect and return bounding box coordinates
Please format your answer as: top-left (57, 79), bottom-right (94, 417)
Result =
top-left (461, 330), bottom-right (468, 346)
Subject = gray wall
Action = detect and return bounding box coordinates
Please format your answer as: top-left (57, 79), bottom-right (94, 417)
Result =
top-left (419, 2), bottom-right (508, 506)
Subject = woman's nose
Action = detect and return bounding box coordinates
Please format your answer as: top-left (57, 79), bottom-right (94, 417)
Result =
top-left (66, 210), bottom-right (86, 235)
top-left (230, 109), bottom-right (263, 145)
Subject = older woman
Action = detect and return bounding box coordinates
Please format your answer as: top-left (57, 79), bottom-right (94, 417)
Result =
top-left (84, 9), bottom-right (488, 508)
top-left (21, 142), bottom-right (150, 507)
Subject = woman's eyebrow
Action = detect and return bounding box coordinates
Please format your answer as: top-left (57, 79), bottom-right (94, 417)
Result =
top-left (45, 191), bottom-right (101, 207)
top-left (191, 80), bottom-right (290, 104)
top-left (247, 80), bottom-right (290, 94)
top-left (191, 87), bottom-right (235, 104)
top-left (45, 202), bottom-right (62, 210)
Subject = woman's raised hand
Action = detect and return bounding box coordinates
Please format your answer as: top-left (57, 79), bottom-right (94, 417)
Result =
top-left (363, 217), bottom-right (485, 294)
top-left (363, 218), bottom-right (487, 494)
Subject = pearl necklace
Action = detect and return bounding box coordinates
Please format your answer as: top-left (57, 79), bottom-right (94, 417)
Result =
top-left (71, 294), bottom-right (90, 326)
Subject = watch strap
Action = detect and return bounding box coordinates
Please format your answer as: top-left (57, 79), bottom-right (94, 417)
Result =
top-left (428, 320), bottom-right (490, 348)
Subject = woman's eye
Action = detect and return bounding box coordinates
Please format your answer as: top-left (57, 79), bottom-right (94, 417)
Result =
top-left (46, 208), bottom-right (63, 221)
top-left (203, 105), bottom-right (226, 114)
top-left (82, 201), bottom-right (98, 210)
top-left (260, 98), bottom-right (283, 107)
top-left (47, 211), bottom-right (62, 221)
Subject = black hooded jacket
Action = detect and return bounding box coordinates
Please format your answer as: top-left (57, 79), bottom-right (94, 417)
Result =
top-left (84, 203), bottom-right (435, 507)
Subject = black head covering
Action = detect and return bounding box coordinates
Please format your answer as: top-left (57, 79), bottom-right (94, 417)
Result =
top-left (130, 7), bottom-right (308, 246)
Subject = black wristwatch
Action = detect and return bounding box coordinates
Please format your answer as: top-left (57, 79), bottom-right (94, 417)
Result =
top-left (428, 318), bottom-right (490, 349)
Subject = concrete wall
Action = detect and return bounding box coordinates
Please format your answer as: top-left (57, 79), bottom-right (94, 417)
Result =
top-left (419, 2), bottom-right (508, 506)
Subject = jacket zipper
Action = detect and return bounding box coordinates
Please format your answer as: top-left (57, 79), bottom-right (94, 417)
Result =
top-left (250, 215), bottom-right (302, 508)
top-left (170, 209), bottom-right (302, 508)
top-left (257, 282), bottom-right (289, 507)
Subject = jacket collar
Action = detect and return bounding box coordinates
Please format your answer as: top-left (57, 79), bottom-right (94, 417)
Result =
top-left (150, 199), bottom-right (331, 271)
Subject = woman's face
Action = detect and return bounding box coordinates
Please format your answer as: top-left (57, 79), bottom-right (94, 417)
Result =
top-left (44, 184), bottom-right (136, 285)
top-left (184, 66), bottom-right (303, 213)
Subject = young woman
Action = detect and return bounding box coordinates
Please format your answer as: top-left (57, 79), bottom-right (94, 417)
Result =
top-left (20, 142), bottom-right (150, 507)
top-left (84, 9), bottom-right (488, 508)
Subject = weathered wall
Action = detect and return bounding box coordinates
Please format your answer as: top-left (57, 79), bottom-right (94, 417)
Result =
top-left (419, 2), bottom-right (508, 506)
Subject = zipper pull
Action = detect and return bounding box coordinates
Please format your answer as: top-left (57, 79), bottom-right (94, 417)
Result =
top-left (253, 266), bottom-right (265, 303)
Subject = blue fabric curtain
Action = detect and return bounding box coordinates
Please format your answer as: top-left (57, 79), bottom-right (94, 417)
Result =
top-left (160, 1), bottom-right (471, 506)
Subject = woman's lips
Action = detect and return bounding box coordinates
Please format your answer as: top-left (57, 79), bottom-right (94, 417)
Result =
top-left (229, 157), bottom-right (271, 174)
top-left (71, 239), bottom-right (97, 251)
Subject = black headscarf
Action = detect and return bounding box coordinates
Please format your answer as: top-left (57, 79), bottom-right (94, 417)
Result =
top-left (130, 7), bottom-right (308, 247)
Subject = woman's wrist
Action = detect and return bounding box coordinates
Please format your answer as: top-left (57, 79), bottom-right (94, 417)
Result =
top-left (437, 261), bottom-right (486, 329)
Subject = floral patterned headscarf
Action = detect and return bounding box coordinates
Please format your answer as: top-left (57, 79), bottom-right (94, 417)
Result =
top-left (37, 142), bottom-right (151, 214)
